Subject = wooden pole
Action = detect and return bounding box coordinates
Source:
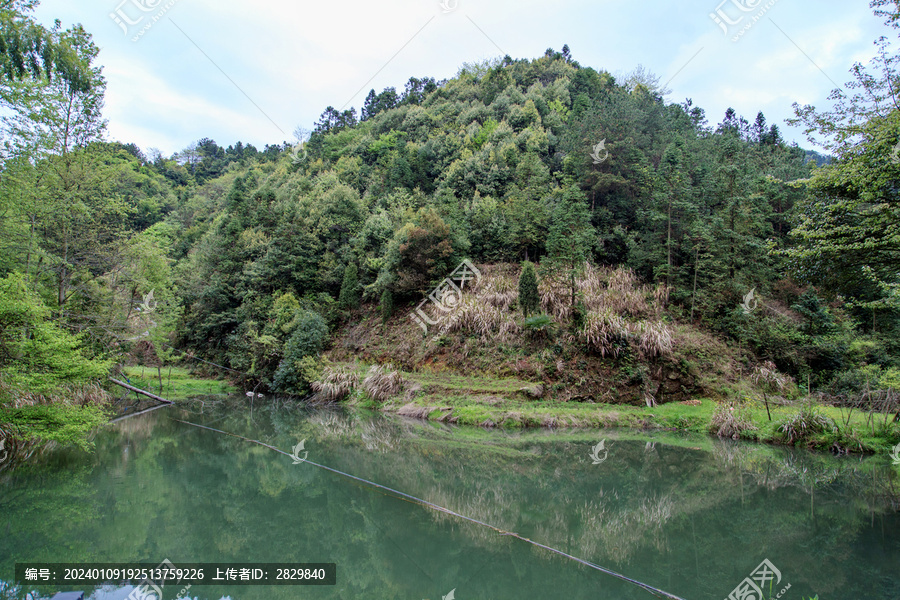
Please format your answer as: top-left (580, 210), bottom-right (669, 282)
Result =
top-left (108, 378), bottom-right (173, 404)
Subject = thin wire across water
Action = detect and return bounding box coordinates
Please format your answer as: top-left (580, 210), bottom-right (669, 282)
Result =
top-left (171, 418), bottom-right (687, 600)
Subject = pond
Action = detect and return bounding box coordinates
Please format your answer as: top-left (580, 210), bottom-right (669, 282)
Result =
top-left (1, 397), bottom-right (899, 600)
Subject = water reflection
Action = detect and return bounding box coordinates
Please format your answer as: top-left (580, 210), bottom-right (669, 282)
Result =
top-left (1, 398), bottom-right (898, 600)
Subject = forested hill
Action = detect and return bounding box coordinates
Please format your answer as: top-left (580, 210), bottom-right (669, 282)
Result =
top-left (2, 13), bottom-right (899, 440)
top-left (169, 49), bottom-right (821, 389)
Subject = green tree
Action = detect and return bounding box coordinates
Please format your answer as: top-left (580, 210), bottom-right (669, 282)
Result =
top-left (380, 288), bottom-right (394, 324)
top-left (0, 272), bottom-right (109, 394)
top-left (518, 261), bottom-right (539, 316)
top-left (785, 4), bottom-right (900, 308)
top-left (545, 186), bottom-right (595, 309)
top-left (0, 2), bottom-right (91, 93)
top-left (271, 310), bottom-right (329, 395)
top-left (338, 262), bottom-right (361, 310)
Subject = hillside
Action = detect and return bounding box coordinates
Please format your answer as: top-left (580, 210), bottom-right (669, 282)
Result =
top-left (1, 29), bottom-right (898, 453)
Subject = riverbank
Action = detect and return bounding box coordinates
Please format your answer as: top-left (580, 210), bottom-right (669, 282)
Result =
top-left (117, 365), bottom-right (237, 401)
top-left (319, 360), bottom-right (900, 458)
top-left (0, 366), bottom-right (236, 462)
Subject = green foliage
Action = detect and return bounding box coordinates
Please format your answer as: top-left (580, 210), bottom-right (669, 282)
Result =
top-left (518, 261), bottom-right (539, 316)
top-left (0, 403), bottom-right (107, 450)
top-left (473, 117), bottom-right (499, 148)
top-left (379, 208), bottom-right (463, 297)
top-left (778, 402), bottom-right (837, 445)
top-left (0, 273), bottom-right (110, 394)
top-left (0, 3), bottom-right (92, 92)
top-left (545, 186), bottom-right (594, 309)
top-left (338, 263), bottom-right (361, 310)
top-left (380, 288), bottom-right (394, 323)
top-left (271, 310), bottom-right (329, 395)
top-left (1, 9), bottom-right (894, 413)
top-left (523, 314), bottom-right (557, 339)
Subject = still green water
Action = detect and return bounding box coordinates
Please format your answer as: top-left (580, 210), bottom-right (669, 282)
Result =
top-left (1, 397), bottom-right (899, 600)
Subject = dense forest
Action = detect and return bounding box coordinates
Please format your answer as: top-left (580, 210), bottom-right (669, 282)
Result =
top-left (1, 0), bottom-right (899, 450)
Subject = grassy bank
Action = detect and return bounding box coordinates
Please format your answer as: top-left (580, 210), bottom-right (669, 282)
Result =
top-left (317, 361), bottom-right (900, 457)
top-left (117, 365), bottom-right (238, 401)
top-left (0, 366), bottom-right (237, 462)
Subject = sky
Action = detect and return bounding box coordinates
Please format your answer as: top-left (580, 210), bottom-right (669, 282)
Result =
top-left (32, 0), bottom-right (891, 157)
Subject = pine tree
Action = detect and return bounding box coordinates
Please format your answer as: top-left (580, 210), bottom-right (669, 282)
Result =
top-left (338, 263), bottom-right (361, 310)
top-left (518, 261), bottom-right (539, 316)
top-left (545, 186), bottom-right (595, 309)
top-left (380, 289), bottom-right (394, 324)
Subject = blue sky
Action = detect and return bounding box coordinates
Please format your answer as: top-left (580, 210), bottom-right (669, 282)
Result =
top-left (33, 0), bottom-right (889, 156)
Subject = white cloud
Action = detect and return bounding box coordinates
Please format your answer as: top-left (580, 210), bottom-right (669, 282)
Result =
top-left (31, 0), bottom-right (896, 154)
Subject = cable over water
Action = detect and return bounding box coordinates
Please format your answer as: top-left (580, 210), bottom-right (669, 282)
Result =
top-left (170, 418), bottom-right (687, 600)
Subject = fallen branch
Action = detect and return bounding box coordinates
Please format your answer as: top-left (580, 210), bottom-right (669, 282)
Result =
top-left (108, 378), bottom-right (173, 405)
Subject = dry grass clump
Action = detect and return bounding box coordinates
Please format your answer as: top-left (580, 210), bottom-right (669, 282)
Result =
top-left (630, 320), bottom-right (674, 359)
top-left (397, 403), bottom-right (438, 419)
top-left (587, 265), bottom-right (652, 317)
top-left (579, 312), bottom-right (673, 359)
top-left (539, 265), bottom-right (657, 322)
top-left (441, 298), bottom-right (521, 341)
top-left (311, 366), bottom-right (360, 402)
top-left (438, 263), bottom-right (671, 351)
top-left (476, 270), bottom-right (518, 310)
top-left (710, 401), bottom-right (758, 439)
top-left (580, 309), bottom-right (629, 357)
top-left (539, 275), bottom-right (574, 322)
top-left (363, 364), bottom-right (405, 402)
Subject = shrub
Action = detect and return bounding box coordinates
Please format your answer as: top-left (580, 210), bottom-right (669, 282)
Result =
top-left (518, 261), bottom-right (540, 316)
top-left (580, 309), bottom-right (629, 358)
top-left (523, 314), bottom-right (557, 339)
top-left (778, 402), bottom-right (837, 444)
top-left (710, 400), bottom-right (758, 439)
top-left (362, 364), bottom-right (404, 402)
top-left (311, 365), bottom-right (359, 402)
top-left (0, 273), bottom-right (111, 395)
top-left (380, 289), bottom-right (394, 323)
top-left (271, 310), bottom-right (329, 395)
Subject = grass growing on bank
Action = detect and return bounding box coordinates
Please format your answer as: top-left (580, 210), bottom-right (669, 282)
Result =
top-left (0, 381), bottom-right (111, 451)
top-left (322, 361), bottom-right (900, 456)
top-left (118, 366), bottom-right (237, 401)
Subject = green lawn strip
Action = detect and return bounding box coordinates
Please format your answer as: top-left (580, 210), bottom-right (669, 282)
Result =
top-left (330, 361), bottom-right (900, 455)
top-left (118, 366), bottom-right (237, 401)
